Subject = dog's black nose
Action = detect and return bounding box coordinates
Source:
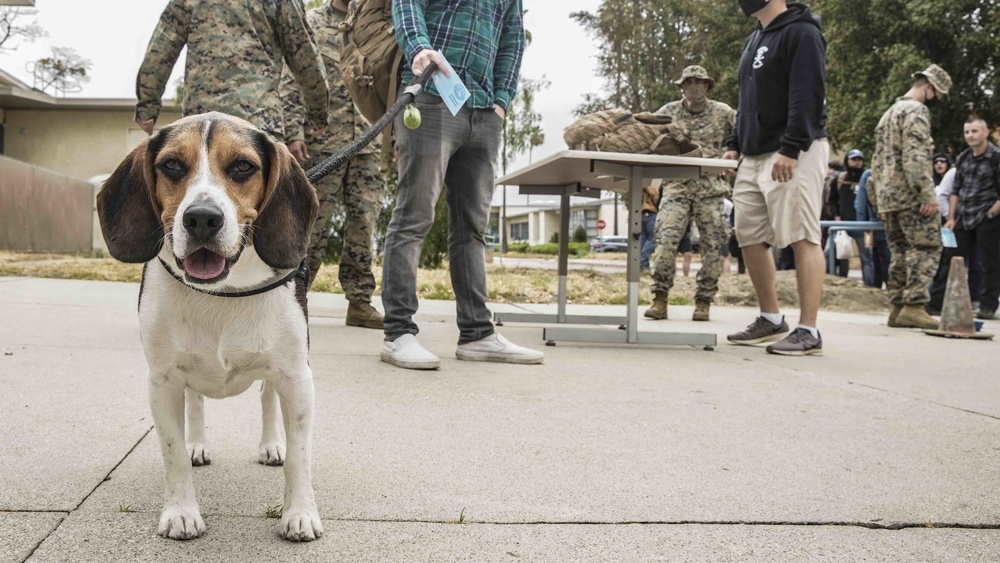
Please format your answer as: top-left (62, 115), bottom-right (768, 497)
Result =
top-left (182, 204), bottom-right (224, 242)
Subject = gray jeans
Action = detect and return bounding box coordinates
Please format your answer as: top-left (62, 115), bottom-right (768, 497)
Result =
top-left (382, 91), bottom-right (501, 344)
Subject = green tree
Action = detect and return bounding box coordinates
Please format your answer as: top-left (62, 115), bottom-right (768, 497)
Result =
top-left (499, 76), bottom-right (550, 252)
top-left (576, 0), bottom-right (1000, 154)
top-left (30, 47), bottom-right (91, 97)
top-left (821, 0), bottom-right (999, 155)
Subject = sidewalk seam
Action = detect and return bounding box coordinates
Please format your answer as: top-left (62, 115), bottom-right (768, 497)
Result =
top-left (849, 382), bottom-right (1000, 422)
top-left (328, 518), bottom-right (1000, 530)
top-left (20, 426), bottom-right (153, 562)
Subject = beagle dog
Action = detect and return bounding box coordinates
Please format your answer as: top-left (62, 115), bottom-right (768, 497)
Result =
top-left (98, 112), bottom-right (322, 541)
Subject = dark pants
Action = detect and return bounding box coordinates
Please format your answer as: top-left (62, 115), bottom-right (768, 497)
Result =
top-left (777, 246), bottom-right (796, 270)
top-left (825, 230), bottom-right (874, 285)
top-left (382, 91), bottom-right (501, 344)
top-left (930, 220), bottom-right (998, 312)
top-left (640, 210), bottom-right (656, 269)
top-left (871, 233), bottom-right (890, 289)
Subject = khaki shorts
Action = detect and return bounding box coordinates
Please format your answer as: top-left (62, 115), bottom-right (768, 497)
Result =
top-left (733, 139), bottom-right (830, 249)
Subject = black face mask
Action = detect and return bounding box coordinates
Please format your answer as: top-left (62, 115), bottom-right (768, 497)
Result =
top-left (739, 0), bottom-right (770, 17)
top-left (924, 95), bottom-right (939, 110)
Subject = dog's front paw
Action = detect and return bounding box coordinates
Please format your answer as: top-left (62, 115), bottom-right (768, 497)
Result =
top-left (188, 444), bottom-right (211, 466)
top-left (280, 508), bottom-right (323, 542)
top-left (158, 505), bottom-right (206, 540)
top-left (258, 442), bottom-right (285, 466)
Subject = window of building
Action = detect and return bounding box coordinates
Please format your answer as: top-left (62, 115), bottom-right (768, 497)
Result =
top-left (569, 208), bottom-right (600, 239)
top-left (510, 221), bottom-right (529, 241)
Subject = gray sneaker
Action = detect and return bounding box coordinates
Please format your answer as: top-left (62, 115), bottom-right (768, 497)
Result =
top-left (727, 316), bottom-right (790, 346)
top-left (766, 328), bottom-right (823, 356)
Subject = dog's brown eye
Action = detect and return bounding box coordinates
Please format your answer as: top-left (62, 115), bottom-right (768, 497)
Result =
top-left (158, 158), bottom-right (186, 180)
top-left (229, 160), bottom-right (258, 182)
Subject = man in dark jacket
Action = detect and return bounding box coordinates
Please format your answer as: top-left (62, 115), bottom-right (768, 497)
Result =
top-left (723, 0), bottom-right (829, 356)
top-left (827, 149), bottom-right (874, 284)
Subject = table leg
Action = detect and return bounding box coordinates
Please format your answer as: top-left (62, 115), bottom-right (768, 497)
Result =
top-left (626, 166), bottom-right (643, 343)
top-left (558, 191), bottom-right (570, 323)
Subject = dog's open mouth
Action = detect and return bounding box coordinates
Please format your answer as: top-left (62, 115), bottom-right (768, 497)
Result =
top-left (183, 248), bottom-right (228, 282)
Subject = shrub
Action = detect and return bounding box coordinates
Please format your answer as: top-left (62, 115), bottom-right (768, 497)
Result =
top-left (549, 232), bottom-right (559, 244)
top-left (528, 243), bottom-right (559, 255)
top-left (572, 225), bottom-right (588, 243)
top-left (569, 242), bottom-right (590, 256)
top-left (508, 242), bottom-right (530, 253)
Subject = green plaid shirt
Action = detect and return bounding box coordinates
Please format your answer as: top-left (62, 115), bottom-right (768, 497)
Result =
top-left (393, 0), bottom-right (524, 110)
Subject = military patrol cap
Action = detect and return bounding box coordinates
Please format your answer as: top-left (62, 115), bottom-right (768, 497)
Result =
top-left (674, 65), bottom-right (715, 90)
top-left (913, 64), bottom-right (952, 99)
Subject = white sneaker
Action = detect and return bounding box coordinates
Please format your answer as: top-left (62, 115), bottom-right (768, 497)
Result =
top-left (456, 333), bottom-right (544, 364)
top-left (381, 334), bottom-right (440, 370)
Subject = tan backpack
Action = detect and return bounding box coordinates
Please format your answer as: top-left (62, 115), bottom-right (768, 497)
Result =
top-left (564, 109), bottom-right (702, 157)
top-left (339, 0), bottom-right (404, 157)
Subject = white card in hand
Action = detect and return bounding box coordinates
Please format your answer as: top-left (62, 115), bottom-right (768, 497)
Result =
top-left (431, 51), bottom-right (471, 116)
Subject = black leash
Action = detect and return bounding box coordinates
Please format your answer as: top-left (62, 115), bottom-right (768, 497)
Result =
top-left (305, 62), bottom-right (439, 183)
top-left (158, 258), bottom-right (307, 298)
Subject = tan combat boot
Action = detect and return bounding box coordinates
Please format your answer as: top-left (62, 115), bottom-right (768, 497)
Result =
top-left (894, 304), bottom-right (938, 330)
top-left (692, 301), bottom-right (711, 322)
top-left (644, 292), bottom-right (668, 320)
top-left (887, 304), bottom-right (903, 327)
top-left (346, 301), bottom-right (384, 329)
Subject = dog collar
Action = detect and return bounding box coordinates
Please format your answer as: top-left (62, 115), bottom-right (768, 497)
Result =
top-left (158, 258), bottom-right (307, 298)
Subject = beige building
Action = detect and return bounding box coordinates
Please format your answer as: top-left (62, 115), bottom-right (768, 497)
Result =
top-left (490, 187), bottom-right (629, 246)
top-left (0, 67), bottom-right (180, 252)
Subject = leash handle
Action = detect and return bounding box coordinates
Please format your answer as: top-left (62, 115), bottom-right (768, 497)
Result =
top-left (306, 61), bottom-right (439, 183)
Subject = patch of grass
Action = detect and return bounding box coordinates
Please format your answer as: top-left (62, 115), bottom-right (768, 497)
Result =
top-left (0, 252), bottom-right (890, 312)
top-left (457, 507), bottom-right (466, 524)
top-left (264, 504), bottom-right (282, 519)
top-left (118, 503), bottom-right (134, 513)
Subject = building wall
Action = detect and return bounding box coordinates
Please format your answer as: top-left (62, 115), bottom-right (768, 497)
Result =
top-left (3, 108), bottom-right (182, 181)
top-left (0, 155), bottom-right (93, 252)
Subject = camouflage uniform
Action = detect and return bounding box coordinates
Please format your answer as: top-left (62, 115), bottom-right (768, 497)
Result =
top-left (871, 95), bottom-right (942, 305)
top-left (136, 0), bottom-right (329, 140)
top-left (649, 68), bottom-right (736, 304)
top-left (281, 3), bottom-right (385, 302)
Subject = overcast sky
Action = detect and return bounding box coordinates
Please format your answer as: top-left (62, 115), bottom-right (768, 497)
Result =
top-left (0, 0), bottom-right (605, 175)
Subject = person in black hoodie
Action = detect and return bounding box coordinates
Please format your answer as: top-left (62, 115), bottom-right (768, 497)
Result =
top-left (723, 0), bottom-right (829, 356)
top-left (826, 149), bottom-right (875, 283)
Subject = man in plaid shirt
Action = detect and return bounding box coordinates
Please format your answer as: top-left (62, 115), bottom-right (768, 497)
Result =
top-left (945, 117), bottom-right (1000, 320)
top-left (380, 0), bottom-right (543, 370)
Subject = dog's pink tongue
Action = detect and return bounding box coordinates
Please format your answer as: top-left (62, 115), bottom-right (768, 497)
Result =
top-left (184, 249), bottom-right (226, 280)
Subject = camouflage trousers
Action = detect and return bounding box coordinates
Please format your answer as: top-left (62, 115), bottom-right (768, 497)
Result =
top-left (884, 207), bottom-right (942, 305)
top-left (650, 192), bottom-right (727, 303)
top-left (305, 152), bottom-right (385, 302)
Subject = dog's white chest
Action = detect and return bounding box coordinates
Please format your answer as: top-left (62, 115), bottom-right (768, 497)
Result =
top-left (172, 326), bottom-right (275, 398)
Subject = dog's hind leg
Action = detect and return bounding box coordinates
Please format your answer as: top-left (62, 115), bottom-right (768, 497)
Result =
top-left (185, 388), bottom-right (211, 466)
top-left (258, 380), bottom-right (286, 466)
top-left (151, 376), bottom-right (206, 540)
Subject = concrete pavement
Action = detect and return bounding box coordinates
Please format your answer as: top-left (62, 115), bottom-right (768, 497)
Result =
top-left (2, 276), bottom-right (999, 562)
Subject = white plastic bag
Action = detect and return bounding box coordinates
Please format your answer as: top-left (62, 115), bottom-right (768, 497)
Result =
top-left (834, 230), bottom-right (855, 260)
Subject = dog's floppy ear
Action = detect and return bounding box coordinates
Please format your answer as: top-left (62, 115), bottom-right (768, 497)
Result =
top-left (97, 138), bottom-right (163, 263)
top-left (253, 133), bottom-right (319, 270)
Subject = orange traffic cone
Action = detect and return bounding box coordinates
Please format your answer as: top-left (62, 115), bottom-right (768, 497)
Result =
top-left (925, 256), bottom-right (993, 340)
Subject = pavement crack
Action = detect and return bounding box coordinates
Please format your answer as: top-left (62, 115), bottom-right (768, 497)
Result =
top-left (18, 426), bottom-right (153, 563)
top-left (849, 382), bottom-right (1000, 422)
top-left (322, 518), bottom-right (1000, 531)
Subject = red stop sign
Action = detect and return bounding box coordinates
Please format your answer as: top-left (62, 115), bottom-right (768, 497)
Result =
top-left (596, 219), bottom-right (606, 230)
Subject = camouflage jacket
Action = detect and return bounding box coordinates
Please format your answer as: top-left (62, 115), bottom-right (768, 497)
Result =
top-left (280, 4), bottom-right (378, 156)
top-left (654, 99), bottom-right (736, 197)
top-left (871, 96), bottom-right (935, 213)
top-left (135, 0), bottom-right (329, 140)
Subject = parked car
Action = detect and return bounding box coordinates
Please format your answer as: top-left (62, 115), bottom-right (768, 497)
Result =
top-left (590, 235), bottom-right (628, 252)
